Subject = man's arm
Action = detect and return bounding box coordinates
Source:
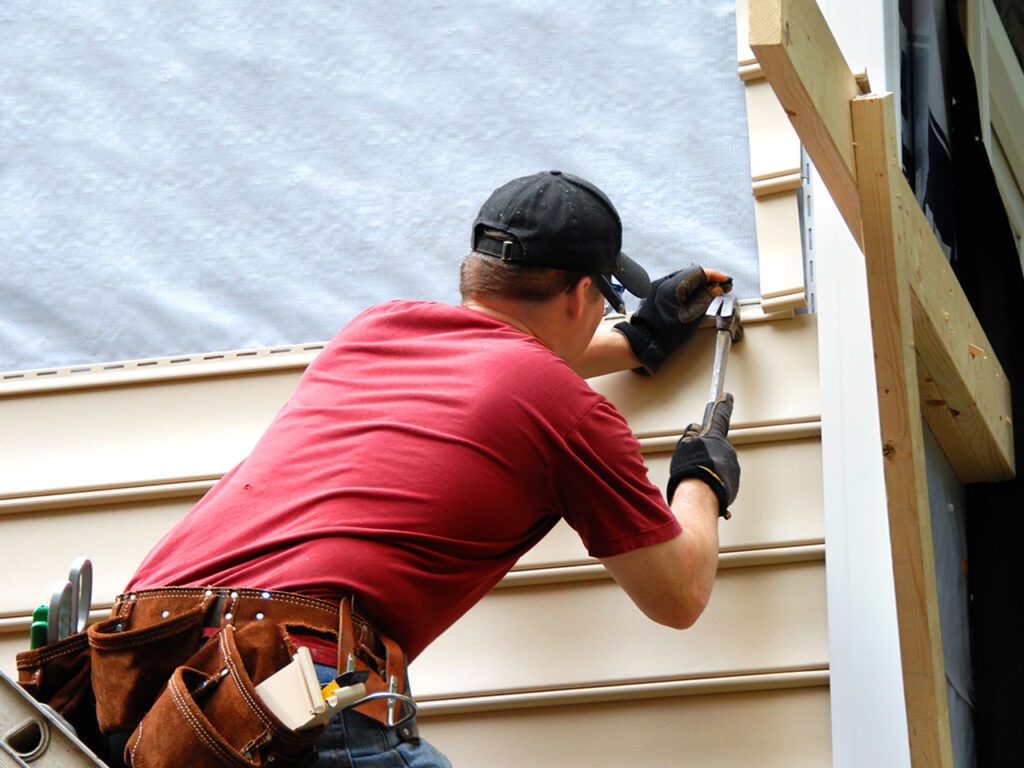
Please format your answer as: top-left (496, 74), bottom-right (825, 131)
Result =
top-left (571, 326), bottom-right (642, 379)
top-left (598, 393), bottom-right (739, 629)
top-left (571, 266), bottom-right (732, 379)
top-left (597, 478), bottom-right (720, 629)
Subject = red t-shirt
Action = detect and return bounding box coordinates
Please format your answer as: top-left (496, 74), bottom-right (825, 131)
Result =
top-left (129, 301), bottom-right (680, 660)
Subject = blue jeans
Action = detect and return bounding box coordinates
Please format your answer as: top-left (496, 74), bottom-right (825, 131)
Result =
top-left (312, 663), bottom-right (452, 767)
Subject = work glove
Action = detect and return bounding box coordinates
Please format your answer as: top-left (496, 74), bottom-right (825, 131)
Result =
top-left (613, 266), bottom-right (719, 374)
top-left (666, 393), bottom-right (740, 519)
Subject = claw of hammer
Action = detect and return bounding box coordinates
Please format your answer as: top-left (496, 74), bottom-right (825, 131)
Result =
top-left (702, 294), bottom-right (743, 430)
top-left (706, 294), bottom-right (743, 342)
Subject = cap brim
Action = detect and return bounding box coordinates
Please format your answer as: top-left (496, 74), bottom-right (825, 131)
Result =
top-left (612, 252), bottom-right (651, 299)
top-left (593, 275), bottom-right (626, 313)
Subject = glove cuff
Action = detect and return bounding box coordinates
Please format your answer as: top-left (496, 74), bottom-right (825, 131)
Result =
top-left (614, 320), bottom-right (665, 374)
top-left (667, 467), bottom-right (732, 519)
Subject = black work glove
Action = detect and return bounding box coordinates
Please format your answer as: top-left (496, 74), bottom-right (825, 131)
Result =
top-left (614, 266), bottom-right (719, 374)
top-left (666, 393), bottom-right (740, 518)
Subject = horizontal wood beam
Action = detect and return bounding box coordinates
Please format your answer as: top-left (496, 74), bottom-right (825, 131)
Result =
top-left (901, 181), bottom-right (1015, 481)
top-left (749, 0), bottom-right (1015, 482)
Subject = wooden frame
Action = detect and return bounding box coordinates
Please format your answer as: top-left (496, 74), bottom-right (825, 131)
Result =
top-left (750, 0), bottom-right (1013, 484)
top-left (749, 0), bottom-right (1017, 764)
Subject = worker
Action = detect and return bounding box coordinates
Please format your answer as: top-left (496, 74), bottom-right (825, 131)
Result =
top-left (90, 170), bottom-right (740, 767)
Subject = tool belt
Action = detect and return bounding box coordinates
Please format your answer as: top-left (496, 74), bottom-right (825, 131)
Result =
top-left (16, 587), bottom-right (414, 768)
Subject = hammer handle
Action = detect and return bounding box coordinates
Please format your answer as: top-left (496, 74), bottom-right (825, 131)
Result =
top-left (702, 330), bottom-right (733, 429)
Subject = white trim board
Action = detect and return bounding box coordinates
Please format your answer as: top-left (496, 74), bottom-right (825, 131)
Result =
top-left (808, 1), bottom-right (911, 765)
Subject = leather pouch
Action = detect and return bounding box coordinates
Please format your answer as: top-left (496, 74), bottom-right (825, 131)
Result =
top-left (87, 606), bottom-right (205, 734)
top-left (124, 622), bottom-right (322, 768)
top-left (15, 630), bottom-right (103, 750)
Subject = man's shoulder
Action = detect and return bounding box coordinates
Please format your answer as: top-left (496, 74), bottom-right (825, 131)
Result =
top-left (350, 300), bottom-right (504, 329)
top-left (354, 299), bottom-right (453, 321)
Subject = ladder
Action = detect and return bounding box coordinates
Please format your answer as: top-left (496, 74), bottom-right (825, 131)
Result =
top-left (0, 669), bottom-right (106, 767)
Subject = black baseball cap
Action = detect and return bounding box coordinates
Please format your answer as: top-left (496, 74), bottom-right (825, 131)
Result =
top-left (472, 170), bottom-right (651, 312)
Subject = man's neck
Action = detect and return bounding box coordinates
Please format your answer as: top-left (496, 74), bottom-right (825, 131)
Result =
top-left (462, 300), bottom-right (538, 339)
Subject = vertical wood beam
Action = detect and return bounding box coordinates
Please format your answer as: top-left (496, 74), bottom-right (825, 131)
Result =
top-left (851, 92), bottom-right (954, 768)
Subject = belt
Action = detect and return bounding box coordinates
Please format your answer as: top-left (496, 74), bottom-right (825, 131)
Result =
top-left (110, 587), bottom-right (417, 735)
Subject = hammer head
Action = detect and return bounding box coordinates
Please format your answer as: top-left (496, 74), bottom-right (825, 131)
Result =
top-left (706, 294), bottom-right (743, 342)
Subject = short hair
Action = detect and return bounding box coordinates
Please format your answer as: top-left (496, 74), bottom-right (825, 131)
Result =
top-left (459, 251), bottom-right (594, 303)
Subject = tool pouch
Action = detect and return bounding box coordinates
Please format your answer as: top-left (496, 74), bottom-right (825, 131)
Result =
top-left (124, 622), bottom-right (322, 768)
top-left (15, 630), bottom-right (104, 752)
top-left (338, 596), bottom-right (412, 728)
top-left (87, 605), bottom-right (206, 734)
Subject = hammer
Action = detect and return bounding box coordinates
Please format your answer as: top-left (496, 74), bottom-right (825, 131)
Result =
top-left (701, 293), bottom-right (743, 429)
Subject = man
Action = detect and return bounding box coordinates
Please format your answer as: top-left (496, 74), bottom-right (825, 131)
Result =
top-left (101, 171), bottom-right (740, 766)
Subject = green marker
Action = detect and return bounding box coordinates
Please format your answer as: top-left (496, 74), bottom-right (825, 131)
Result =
top-left (29, 605), bottom-right (49, 649)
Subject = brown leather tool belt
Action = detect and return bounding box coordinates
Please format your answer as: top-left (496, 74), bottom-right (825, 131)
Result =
top-left (110, 587), bottom-right (413, 727)
top-left (18, 586), bottom-right (417, 768)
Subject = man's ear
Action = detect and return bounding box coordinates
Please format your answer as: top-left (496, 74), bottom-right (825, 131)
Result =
top-left (565, 276), bottom-right (592, 320)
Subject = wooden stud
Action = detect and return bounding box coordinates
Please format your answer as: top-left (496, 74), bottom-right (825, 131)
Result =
top-left (851, 92), bottom-right (954, 768)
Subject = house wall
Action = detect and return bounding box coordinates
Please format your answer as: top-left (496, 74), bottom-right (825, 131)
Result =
top-left (0, 1), bottom-right (841, 762)
top-left (4, 0), bottom-right (1009, 761)
top-left (0, 311), bottom-right (830, 766)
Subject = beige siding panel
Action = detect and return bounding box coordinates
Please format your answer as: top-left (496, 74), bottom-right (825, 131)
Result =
top-left (0, 496), bottom-right (198, 619)
top-left (736, 0), bottom-right (754, 65)
top-left (755, 190), bottom-right (808, 312)
top-left (0, 315), bottom-right (816, 505)
top-left (518, 435), bottom-right (824, 569)
top-left (0, 556), bottom-right (826, 681)
top-left (410, 560), bottom-right (827, 700)
top-left (745, 77), bottom-right (802, 182)
top-left (0, 633), bottom-right (29, 678)
top-left (0, 370), bottom-right (300, 498)
top-left (419, 685), bottom-right (832, 768)
top-left (591, 313), bottom-right (819, 434)
top-left (649, 436), bottom-right (823, 552)
top-left (0, 434), bottom-right (824, 667)
top-left (0, 434), bottom-right (822, 622)
top-left (0, 316), bottom-right (823, 675)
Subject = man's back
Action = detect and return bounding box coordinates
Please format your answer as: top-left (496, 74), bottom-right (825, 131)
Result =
top-left (128, 300), bottom-right (675, 659)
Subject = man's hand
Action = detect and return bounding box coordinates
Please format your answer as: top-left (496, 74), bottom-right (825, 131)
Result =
top-left (614, 266), bottom-right (732, 374)
top-left (666, 393), bottom-right (740, 518)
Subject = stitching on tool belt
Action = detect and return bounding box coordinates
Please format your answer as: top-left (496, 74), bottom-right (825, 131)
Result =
top-left (16, 633), bottom-right (90, 667)
top-left (89, 611), bottom-right (204, 649)
top-left (218, 630), bottom-right (272, 730)
top-left (127, 588), bottom-right (339, 612)
top-left (168, 672), bottom-right (241, 766)
top-left (128, 720), bottom-right (142, 764)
